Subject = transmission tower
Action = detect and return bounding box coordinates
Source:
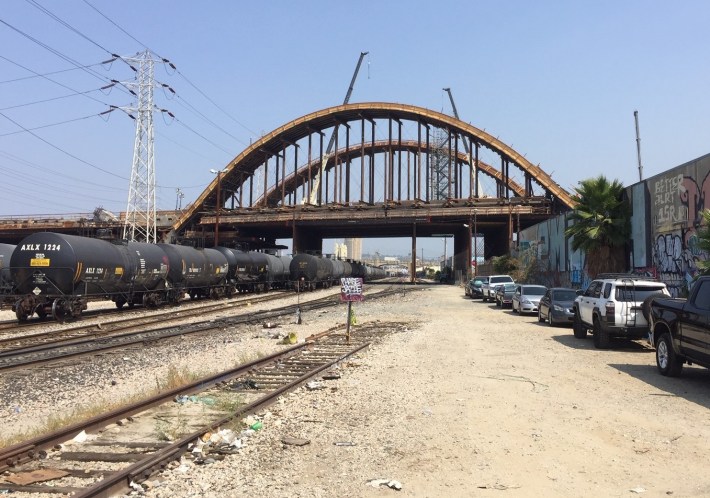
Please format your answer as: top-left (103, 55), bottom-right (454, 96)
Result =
top-left (122, 50), bottom-right (157, 243)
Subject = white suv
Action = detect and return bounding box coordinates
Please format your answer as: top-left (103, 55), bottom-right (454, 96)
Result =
top-left (480, 275), bottom-right (514, 303)
top-left (572, 274), bottom-right (669, 349)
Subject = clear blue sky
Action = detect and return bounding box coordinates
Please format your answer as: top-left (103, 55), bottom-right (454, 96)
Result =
top-left (1, 1), bottom-right (708, 257)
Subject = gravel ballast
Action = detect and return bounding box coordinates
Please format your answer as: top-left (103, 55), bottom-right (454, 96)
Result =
top-left (5, 284), bottom-right (710, 497)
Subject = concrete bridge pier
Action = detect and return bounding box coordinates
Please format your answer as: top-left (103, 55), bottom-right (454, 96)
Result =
top-left (292, 225), bottom-right (323, 254)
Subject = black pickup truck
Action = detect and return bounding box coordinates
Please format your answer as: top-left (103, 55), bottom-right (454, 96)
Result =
top-left (649, 276), bottom-right (710, 376)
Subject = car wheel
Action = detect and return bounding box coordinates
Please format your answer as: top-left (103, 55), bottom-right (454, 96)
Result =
top-left (592, 316), bottom-right (610, 349)
top-left (538, 310), bottom-right (545, 323)
top-left (656, 333), bottom-right (683, 376)
top-left (573, 310), bottom-right (586, 338)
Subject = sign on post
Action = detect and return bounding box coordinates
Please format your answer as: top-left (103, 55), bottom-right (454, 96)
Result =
top-left (340, 277), bottom-right (364, 302)
top-left (340, 277), bottom-right (364, 344)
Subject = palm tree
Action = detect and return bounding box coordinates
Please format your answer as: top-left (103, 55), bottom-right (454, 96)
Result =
top-left (695, 209), bottom-right (710, 274)
top-left (565, 175), bottom-right (630, 278)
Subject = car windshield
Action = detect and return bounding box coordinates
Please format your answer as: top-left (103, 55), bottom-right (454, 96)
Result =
top-left (472, 279), bottom-right (484, 287)
top-left (552, 290), bottom-right (577, 301)
top-left (490, 276), bottom-right (513, 284)
top-left (503, 283), bottom-right (517, 291)
top-left (615, 285), bottom-right (666, 302)
top-left (523, 286), bottom-right (546, 295)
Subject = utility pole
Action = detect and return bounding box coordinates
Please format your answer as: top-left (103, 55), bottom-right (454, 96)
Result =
top-left (634, 110), bottom-right (643, 182)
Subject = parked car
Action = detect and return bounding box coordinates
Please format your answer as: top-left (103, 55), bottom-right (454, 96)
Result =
top-left (467, 276), bottom-right (489, 299)
top-left (464, 278), bottom-right (476, 298)
top-left (495, 283), bottom-right (518, 308)
top-left (538, 287), bottom-right (579, 326)
top-left (573, 274), bottom-right (669, 349)
top-left (481, 275), bottom-right (514, 302)
top-left (648, 275), bottom-right (710, 376)
top-left (512, 285), bottom-right (547, 314)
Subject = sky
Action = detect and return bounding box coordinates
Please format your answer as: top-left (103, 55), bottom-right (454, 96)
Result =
top-left (1, 0), bottom-right (709, 258)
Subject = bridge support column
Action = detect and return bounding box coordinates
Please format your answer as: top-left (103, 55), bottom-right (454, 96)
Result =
top-left (292, 225), bottom-right (323, 254)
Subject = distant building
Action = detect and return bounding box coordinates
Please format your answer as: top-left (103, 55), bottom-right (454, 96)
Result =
top-left (344, 238), bottom-right (362, 260)
top-left (334, 242), bottom-right (347, 259)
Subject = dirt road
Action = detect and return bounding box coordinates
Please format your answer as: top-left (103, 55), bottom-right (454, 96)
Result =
top-left (136, 284), bottom-right (710, 497)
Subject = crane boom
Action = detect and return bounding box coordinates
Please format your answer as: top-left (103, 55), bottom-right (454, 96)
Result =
top-left (307, 51), bottom-right (369, 205)
top-left (443, 87), bottom-right (471, 156)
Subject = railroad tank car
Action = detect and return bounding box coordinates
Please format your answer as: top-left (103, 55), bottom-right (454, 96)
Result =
top-left (330, 258), bottom-right (346, 281)
top-left (10, 233), bottom-right (170, 320)
top-left (156, 244), bottom-right (229, 300)
top-left (265, 253), bottom-right (292, 289)
top-left (350, 261), bottom-right (366, 279)
top-left (290, 253), bottom-right (331, 291)
top-left (0, 243), bottom-right (15, 289)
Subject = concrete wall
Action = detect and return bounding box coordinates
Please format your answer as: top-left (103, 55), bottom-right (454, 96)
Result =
top-left (518, 213), bottom-right (588, 289)
top-left (640, 152), bottom-right (710, 296)
top-left (517, 152), bottom-right (710, 296)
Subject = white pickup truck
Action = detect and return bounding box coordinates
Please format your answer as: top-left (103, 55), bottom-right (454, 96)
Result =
top-left (480, 275), bottom-right (514, 302)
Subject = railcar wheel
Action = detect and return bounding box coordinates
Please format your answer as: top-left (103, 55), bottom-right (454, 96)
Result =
top-left (115, 298), bottom-right (126, 310)
top-left (15, 308), bottom-right (28, 322)
top-left (35, 306), bottom-right (48, 319)
top-left (656, 333), bottom-right (683, 376)
top-left (51, 299), bottom-right (68, 322)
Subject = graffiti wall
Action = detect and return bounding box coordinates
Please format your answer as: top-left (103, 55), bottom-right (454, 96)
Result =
top-left (518, 212), bottom-right (587, 289)
top-left (510, 153), bottom-right (710, 295)
top-left (644, 153), bottom-right (710, 296)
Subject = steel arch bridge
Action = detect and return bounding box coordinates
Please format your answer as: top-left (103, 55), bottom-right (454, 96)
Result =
top-left (172, 102), bottom-right (573, 276)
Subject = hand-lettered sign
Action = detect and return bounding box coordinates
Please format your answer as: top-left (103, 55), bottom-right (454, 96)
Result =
top-left (340, 277), bottom-right (364, 302)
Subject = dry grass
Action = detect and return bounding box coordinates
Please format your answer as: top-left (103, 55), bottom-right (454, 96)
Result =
top-left (0, 365), bottom-right (208, 450)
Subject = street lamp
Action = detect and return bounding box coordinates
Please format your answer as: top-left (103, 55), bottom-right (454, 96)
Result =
top-left (210, 168), bottom-right (227, 247)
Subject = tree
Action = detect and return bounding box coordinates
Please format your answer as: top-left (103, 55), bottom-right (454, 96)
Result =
top-left (696, 209), bottom-right (710, 275)
top-left (565, 175), bottom-right (630, 278)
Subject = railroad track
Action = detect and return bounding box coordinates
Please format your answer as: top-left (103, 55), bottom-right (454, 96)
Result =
top-left (0, 319), bottom-right (408, 496)
top-left (0, 290), bottom-right (293, 352)
top-left (0, 285), bottom-right (415, 373)
top-left (0, 290), bottom-right (295, 338)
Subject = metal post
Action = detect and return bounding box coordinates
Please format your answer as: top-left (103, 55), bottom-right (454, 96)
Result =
top-left (211, 169), bottom-right (226, 247)
top-left (215, 171), bottom-right (221, 247)
top-left (346, 300), bottom-right (352, 344)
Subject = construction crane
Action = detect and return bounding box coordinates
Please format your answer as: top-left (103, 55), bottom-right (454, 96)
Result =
top-left (444, 87), bottom-right (480, 198)
top-left (442, 87), bottom-right (471, 156)
top-left (306, 51), bottom-right (369, 205)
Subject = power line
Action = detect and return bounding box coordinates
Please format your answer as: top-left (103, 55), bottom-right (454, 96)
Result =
top-left (0, 110), bottom-right (128, 180)
top-left (81, 0), bottom-right (258, 137)
top-left (81, 0), bottom-right (147, 48)
top-left (24, 0), bottom-right (113, 54)
top-left (0, 54), bottom-right (118, 108)
top-left (0, 61), bottom-right (106, 84)
top-left (0, 112), bottom-right (106, 137)
top-left (0, 18), bottom-right (135, 99)
top-left (0, 87), bottom-right (108, 111)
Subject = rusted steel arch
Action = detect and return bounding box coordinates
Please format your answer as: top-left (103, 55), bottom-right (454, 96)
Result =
top-left (173, 102), bottom-right (573, 232)
top-left (258, 139), bottom-right (526, 207)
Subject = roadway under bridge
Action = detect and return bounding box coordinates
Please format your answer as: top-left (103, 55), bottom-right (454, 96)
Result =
top-left (173, 102), bottom-right (575, 278)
